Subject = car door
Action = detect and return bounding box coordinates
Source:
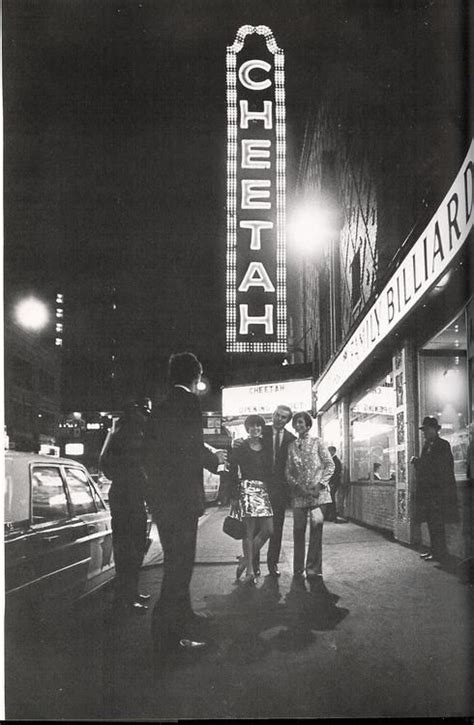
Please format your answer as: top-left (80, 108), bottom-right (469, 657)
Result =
top-left (22, 463), bottom-right (91, 606)
top-left (63, 465), bottom-right (114, 595)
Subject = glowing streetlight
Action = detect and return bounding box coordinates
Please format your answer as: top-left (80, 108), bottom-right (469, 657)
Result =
top-left (14, 296), bottom-right (50, 332)
top-left (288, 202), bottom-right (335, 256)
top-left (288, 199), bottom-right (339, 362)
top-left (196, 378), bottom-right (210, 395)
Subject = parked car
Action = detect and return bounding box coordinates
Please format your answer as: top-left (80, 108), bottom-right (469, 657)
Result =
top-left (4, 451), bottom-right (116, 619)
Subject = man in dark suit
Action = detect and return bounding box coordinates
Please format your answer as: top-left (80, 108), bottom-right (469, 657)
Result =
top-left (327, 446), bottom-right (342, 522)
top-left (261, 405), bottom-right (295, 576)
top-left (143, 352), bottom-right (227, 663)
top-left (411, 416), bottom-right (459, 563)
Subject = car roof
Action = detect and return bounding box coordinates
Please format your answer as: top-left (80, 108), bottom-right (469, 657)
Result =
top-left (4, 450), bottom-right (86, 467)
top-left (4, 451), bottom-right (89, 525)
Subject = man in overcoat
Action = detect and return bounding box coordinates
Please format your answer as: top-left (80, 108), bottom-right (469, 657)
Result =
top-left (100, 397), bottom-right (152, 612)
top-left (411, 416), bottom-right (459, 562)
top-left (143, 352), bottom-right (226, 662)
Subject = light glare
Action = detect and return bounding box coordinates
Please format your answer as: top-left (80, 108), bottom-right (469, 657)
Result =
top-left (14, 297), bottom-right (49, 331)
top-left (288, 203), bottom-right (334, 255)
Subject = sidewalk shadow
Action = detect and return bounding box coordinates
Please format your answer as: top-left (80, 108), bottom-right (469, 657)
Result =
top-left (202, 574), bottom-right (349, 664)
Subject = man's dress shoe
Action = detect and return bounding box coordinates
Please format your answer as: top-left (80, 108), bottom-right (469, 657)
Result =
top-left (137, 593), bottom-right (151, 602)
top-left (268, 566), bottom-right (281, 577)
top-left (129, 601), bottom-right (149, 614)
top-left (420, 552), bottom-right (432, 559)
top-left (179, 638), bottom-right (207, 651)
top-left (114, 598), bottom-right (148, 614)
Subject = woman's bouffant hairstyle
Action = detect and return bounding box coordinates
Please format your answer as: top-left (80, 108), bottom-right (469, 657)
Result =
top-left (244, 414), bottom-right (266, 432)
top-left (291, 411), bottom-right (313, 430)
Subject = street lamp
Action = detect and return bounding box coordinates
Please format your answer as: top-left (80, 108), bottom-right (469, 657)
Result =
top-left (196, 377), bottom-right (210, 395)
top-left (288, 201), bottom-right (335, 258)
top-left (14, 296), bottom-right (50, 332)
top-left (11, 295), bottom-right (52, 452)
top-left (288, 201), bottom-right (334, 362)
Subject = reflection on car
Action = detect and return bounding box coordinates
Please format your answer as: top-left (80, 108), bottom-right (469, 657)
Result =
top-left (4, 451), bottom-right (115, 616)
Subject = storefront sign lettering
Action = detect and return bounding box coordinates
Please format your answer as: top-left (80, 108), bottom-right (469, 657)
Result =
top-left (316, 141), bottom-right (474, 410)
top-left (225, 25), bottom-right (287, 353)
top-left (222, 378), bottom-right (312, 417)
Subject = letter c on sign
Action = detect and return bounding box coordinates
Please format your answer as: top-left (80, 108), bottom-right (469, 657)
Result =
top-left (238, 59), bottom-right (272, 91)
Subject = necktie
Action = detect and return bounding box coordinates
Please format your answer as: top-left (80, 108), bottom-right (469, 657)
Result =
top-left (274, 431), bottom-right (281, 464)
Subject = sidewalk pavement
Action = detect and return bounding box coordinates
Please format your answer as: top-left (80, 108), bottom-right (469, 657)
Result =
top-left (106, 507), bottom-right (473, 719)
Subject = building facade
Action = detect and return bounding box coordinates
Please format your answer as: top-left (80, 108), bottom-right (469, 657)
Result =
top-left (289, 1), bottom-right (472, 559)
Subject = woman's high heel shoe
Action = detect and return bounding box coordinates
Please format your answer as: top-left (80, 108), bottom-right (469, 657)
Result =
top-left (236, 556), bottom-right (246, 581)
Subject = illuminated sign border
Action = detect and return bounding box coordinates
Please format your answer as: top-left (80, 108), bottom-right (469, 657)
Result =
top-left (226, 24), bottom-right (287, 353)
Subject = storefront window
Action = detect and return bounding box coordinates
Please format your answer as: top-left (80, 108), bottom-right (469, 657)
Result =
top-left (350, 373), bottom-right (396, 482)
top-left (419, 309), bottom-right (468, 481)
top-left (320, 404), bottom-right (341, 449)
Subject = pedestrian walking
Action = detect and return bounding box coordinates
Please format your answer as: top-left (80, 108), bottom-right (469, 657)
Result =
top-left (100, 397), bottom-right (152, 613)
top-left (327, 446), bottom-right (342, 522)
top-left (411, 416), bottom-right (459, 563)
top-left (229, 415), bottom-right (274, 585)
top-left (143, 352), bottom-right (227, 664)
top-left (285, 412), bottom-right (335, 589)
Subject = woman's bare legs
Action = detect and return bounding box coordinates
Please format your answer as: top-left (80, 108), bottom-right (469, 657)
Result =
top-left (241, 517), bottom-right (275, 582)
top-left (243, 518), bottom-right (258, 580)
top-left (253, 517), bottom-right (274, 561)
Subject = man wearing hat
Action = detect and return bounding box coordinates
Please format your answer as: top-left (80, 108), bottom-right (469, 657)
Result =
top-left (411, 416), bottom-right (459, 563)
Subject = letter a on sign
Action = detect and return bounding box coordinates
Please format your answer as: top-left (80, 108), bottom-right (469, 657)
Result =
top-left (225, 25), bottom-right (287, 353)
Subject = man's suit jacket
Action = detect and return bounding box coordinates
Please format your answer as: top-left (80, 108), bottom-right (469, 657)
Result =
top-left (329, 455), bottom-right (342, 489)
top-left (143, 386), bottom-right (217, 518)
top-left (262, 425), bottom-right (296, 507)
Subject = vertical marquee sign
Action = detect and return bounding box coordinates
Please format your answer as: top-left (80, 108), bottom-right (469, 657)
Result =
top-left (226, 25), bottom-right (287, 353)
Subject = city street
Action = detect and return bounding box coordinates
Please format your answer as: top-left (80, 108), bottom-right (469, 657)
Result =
top-left (6, 506), bottom-right (472, 720)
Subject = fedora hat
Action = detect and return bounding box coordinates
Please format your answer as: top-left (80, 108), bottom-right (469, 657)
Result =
top-left (419, 416), bottom-right (441, 430)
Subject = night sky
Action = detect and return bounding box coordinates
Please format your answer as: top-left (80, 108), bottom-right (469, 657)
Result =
top-left (4, 0), bottom-right (466, 403)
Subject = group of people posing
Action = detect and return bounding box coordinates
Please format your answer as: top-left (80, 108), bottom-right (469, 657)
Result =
top-left (227, 408), bottom-right (340, 587)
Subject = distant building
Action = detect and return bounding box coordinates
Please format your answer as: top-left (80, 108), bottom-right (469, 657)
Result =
top-left (60, 275), bottom-right (160, 412)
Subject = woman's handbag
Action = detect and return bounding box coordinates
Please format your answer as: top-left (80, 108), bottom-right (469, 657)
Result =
top-left (222, 502), bottom-right (244, 540)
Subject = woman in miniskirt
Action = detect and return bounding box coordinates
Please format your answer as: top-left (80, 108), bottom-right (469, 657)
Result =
top-left (229, 414), bottom-right (273, 584)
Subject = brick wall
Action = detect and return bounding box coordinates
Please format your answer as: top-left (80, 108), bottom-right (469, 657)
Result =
top-left (345, 482), bottom-right (396, 532)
